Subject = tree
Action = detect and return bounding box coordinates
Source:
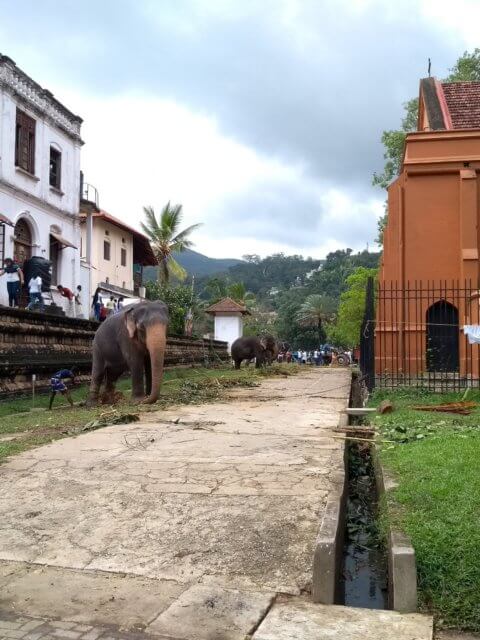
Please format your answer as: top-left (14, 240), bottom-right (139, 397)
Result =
top-left (203, 277), bottom-right (256, 307)
top-left (296, 294), bottom-right (336, 346)
top-left (141, 202), bottom-right (202, 284)
top-left (227, 281), bottom-right (256, 308)
top-left (446, 48), bottom-right (480, 82)
top-left (372, 98), bottom-right (418, 190)
top-left (331, 267), bottom-right (378, 347)
top-left (145, 281), bottom-right (200, 336)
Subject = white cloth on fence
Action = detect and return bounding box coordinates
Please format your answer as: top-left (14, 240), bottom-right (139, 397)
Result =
top-left (463, 325), bottom-right (480, 344)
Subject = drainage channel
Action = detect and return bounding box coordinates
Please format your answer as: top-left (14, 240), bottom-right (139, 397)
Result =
top-left (340, 437), bottom-right (388, 608)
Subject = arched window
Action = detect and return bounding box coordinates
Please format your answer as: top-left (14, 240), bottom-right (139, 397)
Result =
top-left (426, 301), bottom-right (459, 372)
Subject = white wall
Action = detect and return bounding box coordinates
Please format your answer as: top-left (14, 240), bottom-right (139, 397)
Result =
top-left (0, 81), bottom-right (82, 310)
top-left (213, 313), bottom-right (244, 352)
top-left (0, 92), bottom-right (81, 215)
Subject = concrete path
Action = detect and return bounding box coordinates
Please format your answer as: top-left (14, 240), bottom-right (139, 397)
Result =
top-left (0, 368), bottom-right (432, 639)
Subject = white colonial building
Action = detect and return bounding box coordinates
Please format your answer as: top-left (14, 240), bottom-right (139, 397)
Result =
top-left (0, 54), bottom-right (82, 311)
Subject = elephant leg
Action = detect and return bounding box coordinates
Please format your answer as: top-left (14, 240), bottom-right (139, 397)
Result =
top-left (103, 367), bottom-right (122, 404)
top-left (234, 358), bottom-right (241, 370)
top-left (130, 354), bottom-right (145, 401)
top-left (255, 356), bottom-right (265, 369)
top-left (86, 358), bottom-right (105, 407)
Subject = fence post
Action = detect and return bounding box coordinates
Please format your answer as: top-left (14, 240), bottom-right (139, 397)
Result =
top-left (360, 277), bottom-right (375, 392)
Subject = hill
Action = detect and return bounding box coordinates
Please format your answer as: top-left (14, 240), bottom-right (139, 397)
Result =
top-left (143, 248), bottom-right (243, 281)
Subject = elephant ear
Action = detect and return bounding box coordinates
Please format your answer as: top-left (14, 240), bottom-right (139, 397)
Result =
top-left (125, 308), bottom-right (137, 339)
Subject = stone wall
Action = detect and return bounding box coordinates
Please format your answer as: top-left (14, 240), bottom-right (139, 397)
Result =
top-left (0, 307), bottom-right (229, 394)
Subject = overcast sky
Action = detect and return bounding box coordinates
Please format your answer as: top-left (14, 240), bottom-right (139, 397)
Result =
top-left (0, 0), bottom-right (478, 259)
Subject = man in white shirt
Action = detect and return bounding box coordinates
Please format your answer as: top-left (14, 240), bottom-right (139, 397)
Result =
top-left (26, 275), bottom-right (44, 312)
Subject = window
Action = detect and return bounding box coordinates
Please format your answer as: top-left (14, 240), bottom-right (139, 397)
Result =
top-left (49, 147), bottom-right (61, 189)
top-left (103, 241), bottom-right (110, 261)
top-left (15, 109), bottom-right (36, 174)
top-left (105, 229), bottom-right (109, 236)
top-left (121, 237), bottom-right (125, 243)
top-left (121, 247), bottom-right (127, 267)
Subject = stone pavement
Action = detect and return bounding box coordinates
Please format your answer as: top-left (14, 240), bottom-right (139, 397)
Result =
top-left (0, 367), bottom-right (429, 639)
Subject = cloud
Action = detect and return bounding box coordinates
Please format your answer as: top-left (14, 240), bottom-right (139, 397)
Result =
top-left (0, 0), bottom-right (475, 258)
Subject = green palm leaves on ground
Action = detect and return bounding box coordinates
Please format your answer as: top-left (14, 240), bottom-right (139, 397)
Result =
top-left (141, 203), bottom-right (202, 284)
top-left (296, 294), bottom-right (336, 343)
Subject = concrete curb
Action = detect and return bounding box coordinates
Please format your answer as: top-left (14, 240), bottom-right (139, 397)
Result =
top-left (312, 390), bottom-right (350, 604)
top-left (373, 451), bottom-right (418, 613)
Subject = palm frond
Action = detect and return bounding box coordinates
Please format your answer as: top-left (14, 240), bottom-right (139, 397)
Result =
top-left (172, 223), bottom-right (203, 244)
top-left (160, 202), bottom-right (183, 236)
top-left (167, 256), bottom-right (187, 282)
top-left (142, 206), bottom-right (161, 235)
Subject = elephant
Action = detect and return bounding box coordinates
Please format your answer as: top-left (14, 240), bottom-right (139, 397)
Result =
top-left (86, 300), bottom-right (169, 406)
top-left (231, 335), bottom-right (278, 369)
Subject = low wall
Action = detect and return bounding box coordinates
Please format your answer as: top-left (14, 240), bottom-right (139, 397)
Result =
top-left (0, 306), bottom-right (229, 395)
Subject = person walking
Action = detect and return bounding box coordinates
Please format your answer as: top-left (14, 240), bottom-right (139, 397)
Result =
top-left (106, 295), bottom-right (115, 316)
top-left (48, 368), bottom-right (76, 410)
top-left (0, 258), bottom-right (24, 307)
top-left (26, 274), bottom-right (44, 311)
top-left (75, 285), bottom-right (84, 318)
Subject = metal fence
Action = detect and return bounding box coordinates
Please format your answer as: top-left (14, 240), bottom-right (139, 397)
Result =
top-left (360, 278), bottom-right (480, 392)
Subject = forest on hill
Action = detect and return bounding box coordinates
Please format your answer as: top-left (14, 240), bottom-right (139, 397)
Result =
top-left (146, 248), bottom-right (379, 349)
top-left (146, 248), bottom-right (380, 348)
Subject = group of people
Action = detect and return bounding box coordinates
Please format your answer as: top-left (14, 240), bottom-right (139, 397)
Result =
top-left (0, 257), bottom-right (83, 315)
top-left (280, 345), bottom-right (353, 366)
top-left (91, 288), bottom-right (125, 322)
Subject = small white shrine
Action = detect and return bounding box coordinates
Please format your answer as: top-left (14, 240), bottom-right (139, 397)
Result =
top-left (205, 297), bottom-right (250, 352)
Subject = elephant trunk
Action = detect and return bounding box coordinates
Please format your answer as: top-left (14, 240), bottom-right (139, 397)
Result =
top-left (144, 323), bottom-right (167, 404)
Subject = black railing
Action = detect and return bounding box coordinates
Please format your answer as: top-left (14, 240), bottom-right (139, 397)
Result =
top-left (360, 279), bottom-right (480, 391)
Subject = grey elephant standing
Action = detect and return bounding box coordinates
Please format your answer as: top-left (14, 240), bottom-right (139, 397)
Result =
top-left (231, 335), bottom-right (277, 369)
top-left (87, 300), bottom-right (168, 406)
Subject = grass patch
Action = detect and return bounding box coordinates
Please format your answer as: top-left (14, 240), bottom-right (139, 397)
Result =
top-left (0, 364), bottom-right (299, 463)
top-left (372, 387), bottom-right (480, 630)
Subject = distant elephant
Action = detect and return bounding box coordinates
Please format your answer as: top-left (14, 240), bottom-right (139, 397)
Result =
top-left (231, 335), bottom-right (277, 369)
top-left (86, 300), bottom-right (169, 406)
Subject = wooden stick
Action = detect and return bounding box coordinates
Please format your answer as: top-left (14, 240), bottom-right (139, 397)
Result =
top-left (330, 434), bottom-right (395, 444)
top-left (335, 427), bottom-right (375, 435)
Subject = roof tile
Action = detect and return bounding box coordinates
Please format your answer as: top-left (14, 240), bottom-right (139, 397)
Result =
top-left (205, 297), bottom-right (250, 315)
top-left (441, 82), bottom-right (480, 129)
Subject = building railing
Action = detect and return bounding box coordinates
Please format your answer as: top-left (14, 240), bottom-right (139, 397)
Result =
top-left (81, 183), bottom-right (99, 208)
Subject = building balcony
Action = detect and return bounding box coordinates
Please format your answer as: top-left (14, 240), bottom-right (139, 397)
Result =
top-left (79, 172), bottom-right (100, 213)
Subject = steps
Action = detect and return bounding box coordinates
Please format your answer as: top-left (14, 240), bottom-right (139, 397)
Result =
top-left (252, 599), bottom-right (433, 640)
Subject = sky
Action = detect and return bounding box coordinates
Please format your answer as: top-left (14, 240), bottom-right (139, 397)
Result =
top-left (0, 0), bottom-right (478, 259)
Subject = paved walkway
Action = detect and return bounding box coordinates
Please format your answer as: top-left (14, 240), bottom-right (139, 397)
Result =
top-left (0, 368), bottom-right (349, 638)
top-left (0, 368), bottom-right (431, 639)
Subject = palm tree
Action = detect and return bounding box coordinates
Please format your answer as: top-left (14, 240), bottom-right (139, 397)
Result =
top-left (227, 282), bottom-right (256, 309)
top-left (296, 294), bottom-right (335, 344)
top-left (141, 202), bottom-right (202, 284)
